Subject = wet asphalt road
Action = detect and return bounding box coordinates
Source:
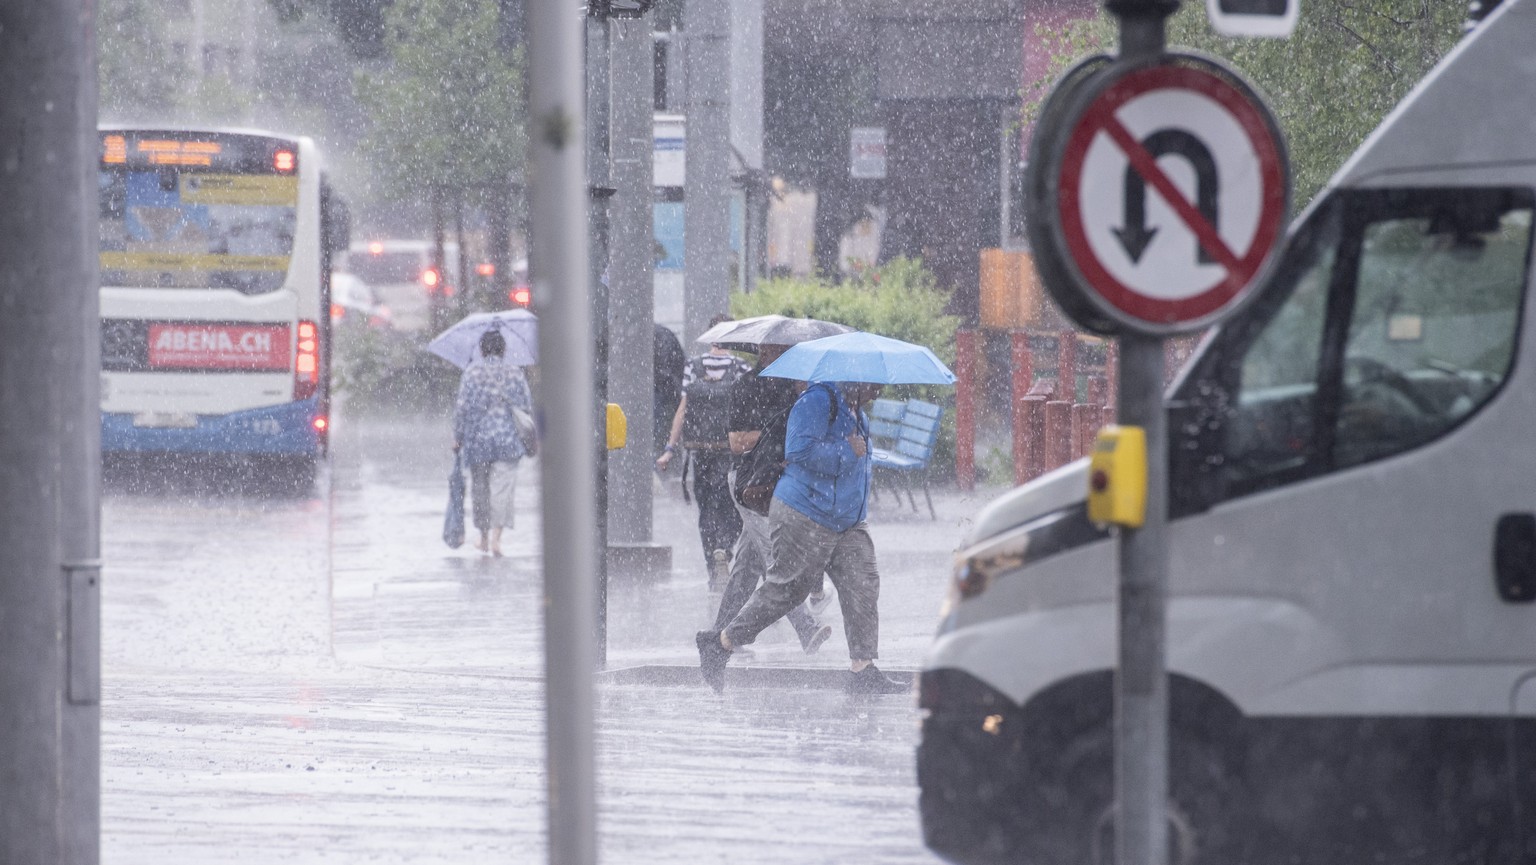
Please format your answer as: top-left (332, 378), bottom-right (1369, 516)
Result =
top-left (100, 408), bottom-right (969, 864)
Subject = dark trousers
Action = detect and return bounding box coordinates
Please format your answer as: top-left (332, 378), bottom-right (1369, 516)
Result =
top-left (724, 498), bottom-right (880, 661)
top-left (689, 449), bottom-right (741, 569)
top-left (713, 499), bottom-right (822, 649)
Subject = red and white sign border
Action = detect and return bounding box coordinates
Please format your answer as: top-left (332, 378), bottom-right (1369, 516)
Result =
top-left (1050, 55), bottom-right (1288, 335)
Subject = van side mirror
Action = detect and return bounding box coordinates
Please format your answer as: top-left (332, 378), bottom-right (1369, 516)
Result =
top-left (1494, 514), bottom-right (1536, 603)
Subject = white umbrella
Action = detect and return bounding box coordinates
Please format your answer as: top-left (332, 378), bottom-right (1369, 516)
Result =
top-left (426, 310), bottom-right (538, 369)
top-left (694, 314), bottom-right (853, 352)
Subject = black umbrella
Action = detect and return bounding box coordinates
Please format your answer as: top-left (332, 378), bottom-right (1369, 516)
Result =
top-left (694, 314), bottom-right (854, 352)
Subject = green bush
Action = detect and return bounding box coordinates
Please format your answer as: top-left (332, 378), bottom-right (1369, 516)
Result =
top-left (732, 257), bottom-right (958, 365)
top-left (332, 324), bottom-right (458, 413)
top-left (731, 257), bottom-right (963, 479)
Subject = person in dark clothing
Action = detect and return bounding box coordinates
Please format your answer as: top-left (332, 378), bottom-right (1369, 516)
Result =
top-left (710, 343), bottom-right (831, 653)
top-left (653, 324), bottom-right (686, 456)
top-left (656, 321), bottom-right (750, 586)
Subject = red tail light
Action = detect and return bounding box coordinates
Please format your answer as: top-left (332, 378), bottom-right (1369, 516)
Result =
top-left (294, 319), bottom-right (320, 400)
top-left (273, 149), bottom-right (296, 173)
top-left (511, 286), bottom-right (531, 307)
top-left (422, 268), bottom-right (441, 291)
top-left (330, 303), bottom-right (345, 321)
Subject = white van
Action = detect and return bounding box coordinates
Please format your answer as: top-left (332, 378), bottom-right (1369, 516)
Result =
top-left (919, 4), bottom-right (1536, 864)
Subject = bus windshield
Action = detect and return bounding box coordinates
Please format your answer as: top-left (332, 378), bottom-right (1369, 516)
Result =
top-left (98, 133), bottom-right (298, 295)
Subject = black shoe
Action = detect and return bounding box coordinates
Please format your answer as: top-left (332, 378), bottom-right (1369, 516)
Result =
top-left (846, 664), bottom-right (908, 695)
top-left (802, 623), bottom-right (833, 655)
top-left (695, 630), bottom-right (730, 693)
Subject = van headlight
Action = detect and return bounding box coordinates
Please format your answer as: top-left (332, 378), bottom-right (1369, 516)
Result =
top-left (946, 525), bottom-right (1030, 608)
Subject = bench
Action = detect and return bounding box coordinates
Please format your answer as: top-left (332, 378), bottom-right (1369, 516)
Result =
top-left (868, 398), bottom-right (943, 519)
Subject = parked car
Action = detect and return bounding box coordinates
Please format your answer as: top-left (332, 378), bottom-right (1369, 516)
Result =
top-left (342, 239), bottom-right (460, 333)
top-left (329, 272), bottom-right (392, 329)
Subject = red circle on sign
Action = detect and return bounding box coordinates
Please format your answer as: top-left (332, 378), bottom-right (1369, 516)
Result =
top-left (1056, 62), bottom-right (1287, 327)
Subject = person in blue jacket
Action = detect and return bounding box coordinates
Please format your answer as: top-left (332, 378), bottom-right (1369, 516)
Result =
top-left (696, 379), bottom-right (906, 695)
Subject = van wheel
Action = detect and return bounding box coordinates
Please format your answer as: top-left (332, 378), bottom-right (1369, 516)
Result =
top-left (1027, 732), bottom-right (1249, 865)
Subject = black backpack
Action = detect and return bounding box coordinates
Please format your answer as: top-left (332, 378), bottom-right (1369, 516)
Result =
top-left (732, 384), bottom-right (839, 516)
top-left (680, 358), bottom-right (742, 448)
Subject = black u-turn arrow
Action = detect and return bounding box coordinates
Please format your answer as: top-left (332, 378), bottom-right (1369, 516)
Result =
top-left (1113, 129), bottom-right (1220, 265)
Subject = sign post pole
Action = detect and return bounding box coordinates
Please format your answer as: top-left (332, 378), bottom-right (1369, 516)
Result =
top-left (1115, 330), bottom-right (1169, 865)
top-left (1108, 7), bottom-right (1174, 865)
top-left (1027, 3), bottom-right (1288, 864)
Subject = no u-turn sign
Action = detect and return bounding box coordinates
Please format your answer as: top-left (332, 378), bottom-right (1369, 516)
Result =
top-left (1027, 53), bottom-right (1290, 336)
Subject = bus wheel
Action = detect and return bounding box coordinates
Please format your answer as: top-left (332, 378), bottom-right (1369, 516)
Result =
top-left (282, 455), bottom-right (320, 492)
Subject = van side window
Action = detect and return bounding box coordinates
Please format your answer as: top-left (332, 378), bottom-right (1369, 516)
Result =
top-left (1200, 188), bottom-right (1534, 502)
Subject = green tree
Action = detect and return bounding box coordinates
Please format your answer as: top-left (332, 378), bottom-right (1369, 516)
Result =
top-left (355, 0), bottom-right (526, 318)
top-left (268, 0), bottom-right (396, 59)
top-left (1030, 2), bottom-right (1464, 203)
top-left (99, 0), bottom-right (185, 117)
top-left (355, 0), bottom-right (525, 210)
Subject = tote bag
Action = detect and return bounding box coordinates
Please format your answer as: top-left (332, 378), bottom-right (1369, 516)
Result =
top-left (443, 453), bottom-right (466, 548)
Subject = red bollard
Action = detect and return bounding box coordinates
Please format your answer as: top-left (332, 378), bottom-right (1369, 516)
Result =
top-left (1057, 330), bottom-right (1079, 403)
top-left (955, 328), bottom-right (978, 490)
top-left (1087, 374), bottom-right (1108, 406)
top-left (1070, 403), bottom-right (1088, 460)
top-left (1044, 400), bottom-right (1072, 470)
top-left (1011, 330), bottom-right (1034, 487)
top-left (1105, 340), bottom-right (1119, 409)
top-left (1022, 395), bottom-right (1047, 481)
top-left (1073, 404), bottom-right (1104, 458)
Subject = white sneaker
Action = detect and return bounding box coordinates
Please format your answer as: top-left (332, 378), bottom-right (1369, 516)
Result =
top-left (709, 549), bottom-right (730, 590)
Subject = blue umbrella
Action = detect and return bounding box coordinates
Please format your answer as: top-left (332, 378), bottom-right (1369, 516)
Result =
top-left (427, 310), bottom-right (538, 368)
top-left (759, 331), bottom-right (956, 385)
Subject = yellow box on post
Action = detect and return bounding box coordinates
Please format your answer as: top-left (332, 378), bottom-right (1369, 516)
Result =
top-left (606, 403), bottom-right (627, 450)
top-left (1087, 425), bottom-right (1146, 528)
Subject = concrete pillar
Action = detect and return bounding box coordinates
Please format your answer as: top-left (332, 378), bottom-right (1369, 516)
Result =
top-left (729, 0), bottom-right (765, 293)
top-left (0, 2), bottom-right (101, 861)
top-left (683, 0), bottom-right (731, 342)
top-left (606, 12), bottom-right (670, 576)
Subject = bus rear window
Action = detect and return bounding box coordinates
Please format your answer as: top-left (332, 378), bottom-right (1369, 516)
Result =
top-left (99, 167), bottom-right (297, 295)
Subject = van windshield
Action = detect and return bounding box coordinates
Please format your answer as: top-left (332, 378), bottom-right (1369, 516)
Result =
top-left (1218, 187), bottom-right (1534, 493)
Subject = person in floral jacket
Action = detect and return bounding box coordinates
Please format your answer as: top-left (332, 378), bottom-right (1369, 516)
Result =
top-left (453, 330), bottom-right (534, 556)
